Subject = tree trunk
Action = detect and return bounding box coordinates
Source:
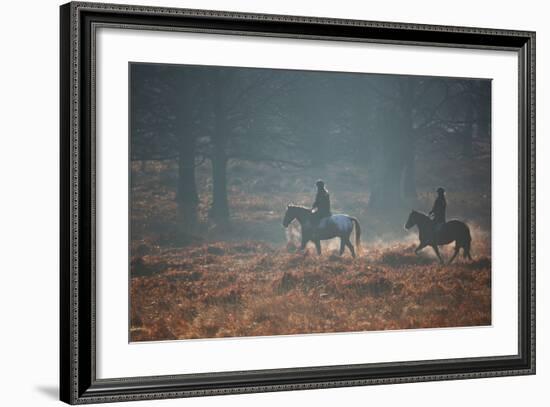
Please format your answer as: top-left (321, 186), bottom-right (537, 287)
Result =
top-left (462, 105), bottom-right (474, 157)
top-left (401, 139), bottom-right (417, 201)
top-left (400, 95), bottom-right (417, 202)
top-left (368, 147), bottom-right (405, 211)
top-left (176, 138), bottom-right (198, 228)
top-left (368, 95), bottom-right (416, 211)
top-left (210, 140), bottom-right (229, 222)
top-left (209, 71), bottom-right (230, 224)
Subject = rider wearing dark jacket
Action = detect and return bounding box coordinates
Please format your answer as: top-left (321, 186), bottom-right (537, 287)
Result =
top-left (429, 187), bottom-right (446, 238)
top-left (312, 180), bottom-right (332, 225)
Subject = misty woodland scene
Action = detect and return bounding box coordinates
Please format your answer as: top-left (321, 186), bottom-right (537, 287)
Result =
top-left (129, 62), bottom-right (492, 342)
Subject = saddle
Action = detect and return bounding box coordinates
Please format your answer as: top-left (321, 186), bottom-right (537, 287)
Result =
top-left (310, 211), bottom-right (331, 236)
top-left (317, 217), bottom-right (331, 229)
top-left (432, 221), bottom-right (446, 242)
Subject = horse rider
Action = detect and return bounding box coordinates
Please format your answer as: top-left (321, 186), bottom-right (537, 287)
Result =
top-left (311, 180), bottom-right (332, 234)
top-left (429, 187), bottom-right (447, 241)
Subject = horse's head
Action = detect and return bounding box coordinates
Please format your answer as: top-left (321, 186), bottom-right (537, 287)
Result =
top-left (283, 204), bottom-right (297, 227)
top-left (405, 210), bottom-right (418, 230)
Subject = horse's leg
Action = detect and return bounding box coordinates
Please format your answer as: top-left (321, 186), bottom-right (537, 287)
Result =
top-left (431, 245), bottom-right (444, 264)
top-left (339, 238), bottom-right (346, 256)
top-left (300, 233), bottom-right (308, 252)
top-left (448, 245), bottom-right (460, 264)
top-left (463, 241), bottom-right (473, 260)
top-left (314, 240), bottom-right (322, 256)
top-left (345, 238), bottom-right (356, 258)
top-left (415, 242), bottom-right (427, 255)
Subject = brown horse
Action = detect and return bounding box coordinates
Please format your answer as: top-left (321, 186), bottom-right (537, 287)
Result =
top-left (405, 210), bottom-right (472, 264)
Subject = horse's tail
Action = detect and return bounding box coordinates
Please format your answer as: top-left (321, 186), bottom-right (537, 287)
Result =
top-left (350, 217), bottom-right (361, 251)
top-left (463, 225), bottom-right (473, 260)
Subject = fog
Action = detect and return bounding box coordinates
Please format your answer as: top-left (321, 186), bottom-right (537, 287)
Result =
top-left (130, 62), bottom-right (491, 244)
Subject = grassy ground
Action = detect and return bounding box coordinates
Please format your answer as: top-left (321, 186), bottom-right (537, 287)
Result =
top-left (130, 240), bottom-right (490, 341)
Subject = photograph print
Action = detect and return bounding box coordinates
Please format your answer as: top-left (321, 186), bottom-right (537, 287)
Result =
top-left (129, 63), bottom-right (492, 342)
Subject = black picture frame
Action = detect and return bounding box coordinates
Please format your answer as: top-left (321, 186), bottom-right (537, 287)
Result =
top-left (60, 2), bottom-right (536, 404)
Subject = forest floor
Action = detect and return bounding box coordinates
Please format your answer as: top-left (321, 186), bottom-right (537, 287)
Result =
top-left (130, 145), bottom-right (492, 341)
top-left (130, 240), bottom-right (491, 341)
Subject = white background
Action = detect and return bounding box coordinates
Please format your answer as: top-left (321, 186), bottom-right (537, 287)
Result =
top-left (97, 28), bottom-right (518, 378)
top-left (0, 0), bottom-right (546, 406)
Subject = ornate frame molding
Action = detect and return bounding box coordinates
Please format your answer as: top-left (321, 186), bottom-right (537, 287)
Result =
top-left (60, 2), bottom-right (535, 404)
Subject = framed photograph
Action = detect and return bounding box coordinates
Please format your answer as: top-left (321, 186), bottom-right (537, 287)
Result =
top-left (60, 1), bottom-right (535, 404)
